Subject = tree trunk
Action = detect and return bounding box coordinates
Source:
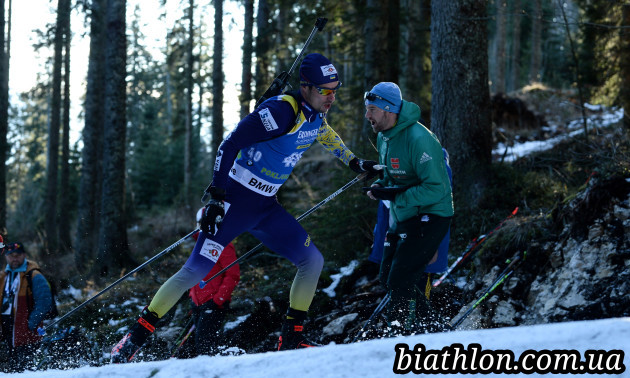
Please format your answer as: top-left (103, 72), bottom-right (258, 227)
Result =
top-left (76, 0), bottom-right (106, 271)
top-left (529, 0), bottom-right (542, 83)
top-left (97, 0), bottom-right (131, 277)
top-left (364, 0), bottom-right (400, 89)
top-left (510, 0), bottom-right (522, 91)
top-left (274, 1), bottom-right (286, 73)
top-left (363, 0), bottom-right (400, 150)
top-left (211, 0), bottom-right (224, 163)
top-left (254, 0), bottom-right (271, 101)
top-left (0, 0), bottom-right (8, 232)
top-left (184, 0), bottom-right (194, 204)
top-left (401, 0), bottom-right (430, 117)
top-left (45, 0), bottom-right (68, 256)
top-left (165, 36), bottom-right (173, 136)
top-left (240, 0), bottom-right (254, 119)
top-left (620, 4), bottom-right (630, 131)
top-left (431, 0), bottom-right (492, 208)
top-left (493, 0), bottom-right (507, 94)
top-left (59, 0), bottom-right (72, 252)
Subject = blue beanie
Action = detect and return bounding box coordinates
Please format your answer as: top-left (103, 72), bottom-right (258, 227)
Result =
top-left (300, 53), bottom-right (339, 85)
top-left (365, 82), bottom-right (402, 114)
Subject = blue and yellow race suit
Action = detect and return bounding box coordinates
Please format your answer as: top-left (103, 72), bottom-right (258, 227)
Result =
top-left (148, 92), bottom-right (356, 317)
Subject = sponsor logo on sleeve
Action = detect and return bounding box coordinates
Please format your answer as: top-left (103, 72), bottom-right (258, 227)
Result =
top-left (391, 158), bottom-right (400, 169)
top-left (214, 150), bottom-right (223, 172)
top-left (259, 108), bottom-right (279, 131)
top-left (419, 152), bottom-right (433, 164)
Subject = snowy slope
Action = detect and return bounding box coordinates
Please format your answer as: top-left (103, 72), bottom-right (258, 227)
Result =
top-left (11, 317), bottom-right (630, 378)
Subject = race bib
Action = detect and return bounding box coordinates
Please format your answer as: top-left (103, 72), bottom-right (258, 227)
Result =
top-left (199, 239), bottom-right (224, 263)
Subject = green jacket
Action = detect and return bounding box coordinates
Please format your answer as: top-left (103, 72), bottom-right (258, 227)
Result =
top-left (374, 100), bottom-right (454, 223)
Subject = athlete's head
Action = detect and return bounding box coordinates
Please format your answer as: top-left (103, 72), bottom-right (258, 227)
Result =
top-left (299, 53), bottom-right (341, 113)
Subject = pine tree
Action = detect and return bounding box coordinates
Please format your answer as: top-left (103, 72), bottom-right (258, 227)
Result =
top-left (96, 0), bottom-right (132, 277)
top-left (431, 0), bottom-right (492, 207)
top-left (76, 0), bottom-right (106, 271)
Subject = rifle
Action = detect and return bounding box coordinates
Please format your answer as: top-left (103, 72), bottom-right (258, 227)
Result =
top-left (253, 17), bottom-right (328, 109)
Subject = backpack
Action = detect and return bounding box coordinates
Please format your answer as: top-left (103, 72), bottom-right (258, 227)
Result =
top-left (25, 268), bottom-right (59, 320)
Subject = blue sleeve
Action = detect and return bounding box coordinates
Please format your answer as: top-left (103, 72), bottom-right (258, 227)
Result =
top-left (28, 274), bottom-right (53, 330)
top-left (210, 99), bottom-right (297, 190)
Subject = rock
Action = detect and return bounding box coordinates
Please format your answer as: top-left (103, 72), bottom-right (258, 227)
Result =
top-left (493, 300), bottom-right (517, 326)
top-left (322, 313), bottom-right (358, 336)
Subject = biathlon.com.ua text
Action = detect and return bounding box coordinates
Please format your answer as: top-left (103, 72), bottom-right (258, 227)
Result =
top-left (393, 343), bottom-right (626, 375)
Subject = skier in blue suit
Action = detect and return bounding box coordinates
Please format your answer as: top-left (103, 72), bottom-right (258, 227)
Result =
top-left (111, 53), bottom-right (380, 362)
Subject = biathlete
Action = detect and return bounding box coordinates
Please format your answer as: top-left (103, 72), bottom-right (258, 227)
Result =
top-left (111, 53), bottom-right (380, 362)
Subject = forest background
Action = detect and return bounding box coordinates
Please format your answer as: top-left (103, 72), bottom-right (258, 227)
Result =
top-left (0, 0), bottom-right (628, 290)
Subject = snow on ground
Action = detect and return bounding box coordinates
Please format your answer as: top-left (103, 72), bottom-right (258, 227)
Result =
top-left (493, 106), bottom-right (624, 162)
top-left (7, 104), bottom-right (626, 377)
top-left (10, 317), bottom-right (630, 378)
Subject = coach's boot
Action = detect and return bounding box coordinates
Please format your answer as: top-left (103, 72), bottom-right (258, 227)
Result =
top-left (111, 306), bottom-right (160, 363)
top-left (382, 294), bottom-right (418, 337)
top-left (277, 308), bottom-right (321, 351)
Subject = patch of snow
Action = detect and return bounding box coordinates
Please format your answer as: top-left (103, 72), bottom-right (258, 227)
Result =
top-left (224, 314), bottom-right (250, 331)
top-left (14, 318), bottom-right (622, 378)
top-left (322, 260), bottom-right (358, 298)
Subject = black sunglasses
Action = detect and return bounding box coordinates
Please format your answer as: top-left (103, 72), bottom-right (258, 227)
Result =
top-left (364, 91), bottom-right (397, 106)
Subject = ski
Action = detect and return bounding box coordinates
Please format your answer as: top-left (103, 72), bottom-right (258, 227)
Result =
top-left (433, 207), bottom-right (519, 288)
top-left (449, 251), bottom-right (526, 329)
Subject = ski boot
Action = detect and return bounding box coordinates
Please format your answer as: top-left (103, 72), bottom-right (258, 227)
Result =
top-left (381, 294), bottom-right (419, 337)
top-left (277, 308), bottom-right (321, 351)
top-left (111, 306), bottom-right (160, 363)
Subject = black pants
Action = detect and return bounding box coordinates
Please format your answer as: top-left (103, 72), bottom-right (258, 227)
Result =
top-left (381, 213), bottom-right (451, 297)
top-left (192, 301), bottom-right (228, 356)
top-left (380, 214), bottom-right (451, 329)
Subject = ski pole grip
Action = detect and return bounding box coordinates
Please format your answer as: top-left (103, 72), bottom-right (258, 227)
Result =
top-left (315, 17), bottom-right (328, 31)
top-left (37, 327), bottom-right (46, 336)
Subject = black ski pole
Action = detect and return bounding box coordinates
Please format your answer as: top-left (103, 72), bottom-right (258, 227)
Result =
top-left (253, 17), bottom-right (328, 109)
top-left (449, 251), bottom-right (526, 329)
top-left (199, 172), bottom-right (367, 289)
top-left (351, 293), bottom-right (390, 343)
top-left (38, 229), bottom-right (199, 336)
top-left (433, 207), bottom-right (519, 288)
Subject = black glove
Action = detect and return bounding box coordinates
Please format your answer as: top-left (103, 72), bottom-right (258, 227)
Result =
top-left (349, 158), bottom-right (382, 179)
top-left (200, 187), bottom-right (226, 235)
top-left (362, 186), bottom-right (405, 201)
